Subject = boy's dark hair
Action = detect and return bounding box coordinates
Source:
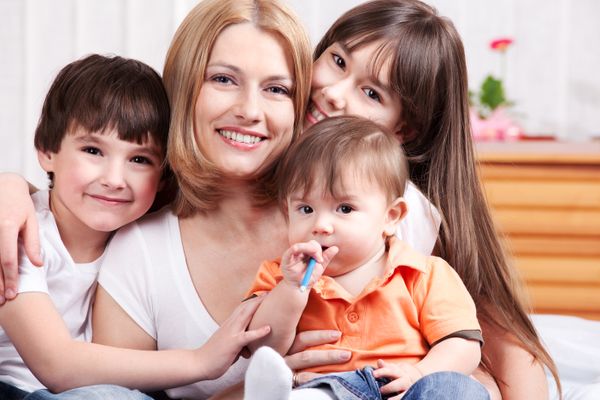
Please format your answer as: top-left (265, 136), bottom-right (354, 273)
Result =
top-left (277, 116), bottom-right (408, 210)
top-left (34, 54), bottom-right (170, 154)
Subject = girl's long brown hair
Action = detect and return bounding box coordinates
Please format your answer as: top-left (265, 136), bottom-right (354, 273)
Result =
top-left (314, 0), bottom-right (560, 393)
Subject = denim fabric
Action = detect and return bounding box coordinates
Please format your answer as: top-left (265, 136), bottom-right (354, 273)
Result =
top-left (299, 368), bottom-right (489, 400)
top-left (23, 385), bottom-right (154, 400)
top-left (0, 381), bottom-right (29, 400)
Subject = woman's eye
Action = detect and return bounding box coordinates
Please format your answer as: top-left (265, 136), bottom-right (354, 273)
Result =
top-left (212, 75), bottom-right (234, 85)
top-left (267, 86), bottom-right (290, 96)
top-left (332, 53), bottom-right (346, 69)
top-left (337, 204), bottom-right (353, 214)
top-left (82, 147), bottom-right (101, 156)
top-left (363, 87), bottom-right (382, 103)
top-left (299, 205), bottom-right (313, 214)
top-left (131, 156), bottom-right (152, 165)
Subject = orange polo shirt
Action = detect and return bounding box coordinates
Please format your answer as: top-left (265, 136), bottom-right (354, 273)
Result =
top-left (248, 237), bottom-right (481, 373)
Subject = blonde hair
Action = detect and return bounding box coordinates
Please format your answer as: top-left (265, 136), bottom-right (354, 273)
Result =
top-left (164, 0), bottom-right (312, 216)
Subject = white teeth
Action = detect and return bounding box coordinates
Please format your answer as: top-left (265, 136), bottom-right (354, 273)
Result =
top-left (218, 130), bottom-right (263, 144)
top-left (309, 103), bottom-right (326, 122)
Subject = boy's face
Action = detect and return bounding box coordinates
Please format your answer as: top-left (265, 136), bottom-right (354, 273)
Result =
top-left (38, 126), bottom-right (164, 234)
top-left (287, 171), bottom-right (403, 277)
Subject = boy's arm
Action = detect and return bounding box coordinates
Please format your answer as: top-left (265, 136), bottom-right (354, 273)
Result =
top-left (373, 337), bottom-right (481, 395)
top-left (0, 291), bottom-right (269, 393)
top-left (247, 242), bottom-right (338, 355)
top-left (415, 336), bottom-right (481, 376)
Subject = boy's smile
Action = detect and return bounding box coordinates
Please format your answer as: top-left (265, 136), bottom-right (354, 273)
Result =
top-left (38, 126), bottom-right (163, 259)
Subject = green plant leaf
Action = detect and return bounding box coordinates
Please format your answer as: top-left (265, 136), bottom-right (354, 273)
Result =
top-left (479, 75), bottom-right (506, 111)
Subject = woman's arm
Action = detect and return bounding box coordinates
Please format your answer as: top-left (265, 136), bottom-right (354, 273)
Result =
top-left (0, 173), bottom-right (42, 303)
top-left (482, 319), bottom-right (549, 400)
top-left (0, 289), bottom-right (269, 393)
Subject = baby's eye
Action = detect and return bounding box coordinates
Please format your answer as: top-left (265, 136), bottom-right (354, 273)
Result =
top-left (299, 205), bottom-right (313, 215)
top-left (337, 204), bottom-right (353, 214)
top-left (363, 87), bottom-right (382, 103)
top-left (82, 147), bottom-right (101, 156)
top-left (131, 156), bottom-right (152, 165)
top-left (332, 53), bottom-right (346, 70)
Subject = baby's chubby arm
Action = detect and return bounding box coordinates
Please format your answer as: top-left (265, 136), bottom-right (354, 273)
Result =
top-left (0, 173), bottom-right (42, 304)
top-left (247, 241), bottom-right (338, 355)
top-left (374, 337), bottom-right (481, 397)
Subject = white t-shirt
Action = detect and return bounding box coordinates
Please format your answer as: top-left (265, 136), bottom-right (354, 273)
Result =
top-left (397, 181), bottom-right (441, 255)
top-left (98, 208), bottom-right (249, 399)
top-left (0, 190), bottom-right (102, 392)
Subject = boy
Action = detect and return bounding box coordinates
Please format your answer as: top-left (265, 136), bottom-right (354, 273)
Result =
top-left (0, 54), bottom-right (268, 399)
top-left (244, 116), bottom-right (488, 399)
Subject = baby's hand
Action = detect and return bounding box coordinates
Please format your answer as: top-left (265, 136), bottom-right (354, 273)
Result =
top-left (280, 241), bottom-right (337, 288)
top-left (373, 359), bottom-right (423, 399)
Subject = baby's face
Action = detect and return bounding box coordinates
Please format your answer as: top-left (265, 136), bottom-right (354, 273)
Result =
top-left (40, 126), bottom-right (163, 234)
top-left (286, 173), bottom-right (397, 277)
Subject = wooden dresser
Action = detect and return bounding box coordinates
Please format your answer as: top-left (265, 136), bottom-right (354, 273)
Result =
top-left (476, 141), bottom-right (600, 320)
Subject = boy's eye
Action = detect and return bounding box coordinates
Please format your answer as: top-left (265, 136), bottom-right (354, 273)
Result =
top-left (332, 53), bottom-right (346, 70)
top-left (363, 87), bottom-right (382, 103)
top-left (299, 205), bottom-right (313, 215)
top-left (82, 146), bottom-right (101, 156)
top-left (131, 156), bottom-right (152, 165)
top-left (337, 204), bottom-right (353, 214)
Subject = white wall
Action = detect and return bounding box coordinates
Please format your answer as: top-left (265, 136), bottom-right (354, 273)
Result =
top-left (1, 0), bottom-right (599, 187)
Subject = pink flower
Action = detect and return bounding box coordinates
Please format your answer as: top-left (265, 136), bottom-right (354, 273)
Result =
top-left (490, 37), bottom-right (514, 51)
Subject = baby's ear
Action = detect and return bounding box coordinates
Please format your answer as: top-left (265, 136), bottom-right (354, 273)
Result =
top-left (384, 197), bottom-right (408, 236)
top-left (37, 149), bottom-right (55, 172)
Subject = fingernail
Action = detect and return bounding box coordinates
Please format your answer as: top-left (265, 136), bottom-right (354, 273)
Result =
top-left (5, 289), bottom-right (15, 300)
top-left (330, 331), bottom-right (342, 339)
top-left (338, 351), bottom-right (351, 360)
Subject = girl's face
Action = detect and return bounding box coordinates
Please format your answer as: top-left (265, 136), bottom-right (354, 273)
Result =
top-left (307, 41), bottom-right (403, 136)
top-left (194, 22), bottom-right (295, 179)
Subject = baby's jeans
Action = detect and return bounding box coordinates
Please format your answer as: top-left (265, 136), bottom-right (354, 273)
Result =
top-left (298, 367), bottom-right (490, 400)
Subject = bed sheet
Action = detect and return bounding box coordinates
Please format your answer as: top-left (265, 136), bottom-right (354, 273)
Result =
top-left (531, 314), bottom-right (600, 400)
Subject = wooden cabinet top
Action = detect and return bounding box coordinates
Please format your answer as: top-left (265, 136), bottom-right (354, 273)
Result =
top-left (475, 140), bottom-right (600, 165)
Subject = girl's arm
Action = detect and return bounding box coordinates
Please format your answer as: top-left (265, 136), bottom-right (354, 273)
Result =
top-left (0, 173), bottom-right (42, 303)
top-left (0, 290), bottom-right (269, 393)
top-left (482, 319), bottom-right (549, 400)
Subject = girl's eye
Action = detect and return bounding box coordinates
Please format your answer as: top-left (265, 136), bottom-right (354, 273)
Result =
top-left (332, 53), bottom-right (346, 70)
top-left (131, 156), bottom-right (152, 165)
top-left (337, 204), bottom-right (353, 214)
top-left (299, 205), bottom-right (313, 215)
top-left (363, 87), bottom-right (382, 103)
top-left (82, 147), bottom-right (101, 156)
top-left (266, 85), bottom-right (290, 96)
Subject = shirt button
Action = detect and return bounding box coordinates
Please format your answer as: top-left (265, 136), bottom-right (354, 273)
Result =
top-left (347, 312), bottom-right (359, 322)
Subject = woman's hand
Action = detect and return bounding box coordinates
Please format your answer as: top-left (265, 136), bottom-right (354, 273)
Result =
top-left (195, 295), bottom-right (271, 381)
top-left (284, 330), bottom-right (351, 385)
top-left (0, 173), bottom-right (42, 304)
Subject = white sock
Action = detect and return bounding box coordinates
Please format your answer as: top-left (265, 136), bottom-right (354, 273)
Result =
top-left (244, 346), bottom-right (293, 400)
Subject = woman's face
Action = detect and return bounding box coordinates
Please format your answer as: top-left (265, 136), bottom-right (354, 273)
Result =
top-left (194, 22), bottom-right (295, 179)
top-left (307, 41), bottom-right (403, 136)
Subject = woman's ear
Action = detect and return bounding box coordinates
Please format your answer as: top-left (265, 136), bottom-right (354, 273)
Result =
top-left (37, 150), bottom-right (55, 173)
top-left (384, 197), bottom-right (408, 236)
